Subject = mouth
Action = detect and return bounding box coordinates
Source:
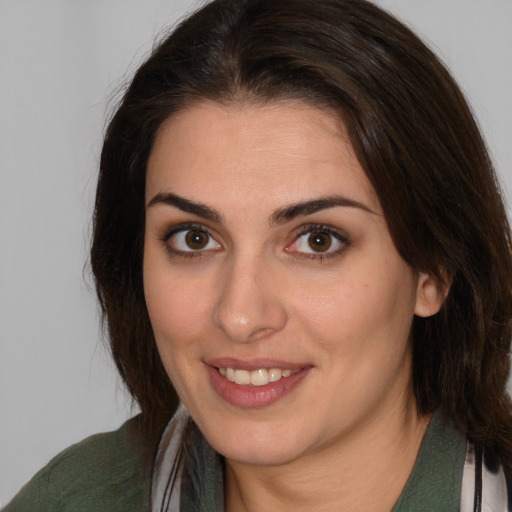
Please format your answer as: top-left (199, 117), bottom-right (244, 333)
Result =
top-left (206, 360), bottom-right (311, 408)
top-left (217, 367), bottom-right (301, 386)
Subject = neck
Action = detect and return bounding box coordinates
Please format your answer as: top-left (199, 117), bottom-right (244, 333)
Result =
top-left (224, 400), bottom-right (430, 512)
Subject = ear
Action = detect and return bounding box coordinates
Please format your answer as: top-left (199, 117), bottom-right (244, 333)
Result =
top-left (414, 272), bottom-right (451, 318)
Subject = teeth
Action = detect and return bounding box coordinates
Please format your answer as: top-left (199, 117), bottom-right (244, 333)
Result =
top-left (234, 369), bottom-right (251, 385)
top-left (250, 369), bottom-right (268, 386)
top-left (219, 367), bottom-right (299, 386)
top-left (268, 368), bottom-right (282, 382)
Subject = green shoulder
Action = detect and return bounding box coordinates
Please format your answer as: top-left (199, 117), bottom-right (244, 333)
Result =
top-left (3, 416), bottom-right (152, 512)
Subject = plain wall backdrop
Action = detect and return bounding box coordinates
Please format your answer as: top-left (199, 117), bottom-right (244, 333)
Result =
top-left (1, 0), bottom-right (511, 505)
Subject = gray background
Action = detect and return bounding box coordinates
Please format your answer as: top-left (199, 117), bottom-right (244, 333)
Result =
top-left (1, 0), bottom-right (511, 505)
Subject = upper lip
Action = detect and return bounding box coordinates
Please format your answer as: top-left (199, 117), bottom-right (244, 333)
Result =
top-left (205, 357), bottom-right (309, 371)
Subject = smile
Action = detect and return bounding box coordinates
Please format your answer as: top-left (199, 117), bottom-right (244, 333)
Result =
top-left (218, 367), bottom-right (301, 386)
top-left (207, 363), bottom-right (311, 408)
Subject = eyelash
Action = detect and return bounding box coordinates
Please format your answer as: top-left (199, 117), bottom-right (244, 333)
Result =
top-left (161, 223), bottom-right (220, 259)
top-left (289, 224), bottom-right (350, 262)
top-left (160, 222), bottom-right (349, 261)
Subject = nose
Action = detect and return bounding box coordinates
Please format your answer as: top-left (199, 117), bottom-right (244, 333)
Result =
top-left (212, 254), bottom-right (288, 343)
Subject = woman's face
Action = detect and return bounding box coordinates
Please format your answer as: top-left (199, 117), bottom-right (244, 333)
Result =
top-left (144, 101), bottom-right (442, 466)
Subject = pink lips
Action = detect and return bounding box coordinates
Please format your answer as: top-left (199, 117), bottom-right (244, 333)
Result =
top-left (205, 359), bottom-right (311, 408)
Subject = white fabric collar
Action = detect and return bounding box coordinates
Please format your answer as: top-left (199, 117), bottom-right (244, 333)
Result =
top-left (152, 404), bottom-right (188, 512)
top-left (461, 441), bottom-right (508, 512)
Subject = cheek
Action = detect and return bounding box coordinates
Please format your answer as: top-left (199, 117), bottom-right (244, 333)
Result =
top-left (143, 252), bottom-right (213, 356)
top-left (143, 267), bottom-right (213, 401)
top-left (145, 277), bottom-right (209, 344)
top-left (291, 261), bottom-right (417, 355)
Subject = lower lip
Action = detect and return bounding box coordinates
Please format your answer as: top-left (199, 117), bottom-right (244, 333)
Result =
top-left (206, 365), bottom-right (311, 408)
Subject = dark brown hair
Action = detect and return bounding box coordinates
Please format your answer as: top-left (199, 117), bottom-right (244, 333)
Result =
top-left (91, 0), bottom-right (512, 468)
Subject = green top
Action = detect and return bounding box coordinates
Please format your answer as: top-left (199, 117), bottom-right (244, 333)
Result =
top-left (392, 413), bottom-right (466, 511)
top-left (4, 413), bottom-right (466, 511)
top-left (3, 417), bottom-right (152, 512)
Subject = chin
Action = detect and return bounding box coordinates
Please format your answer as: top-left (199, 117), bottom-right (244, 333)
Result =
top-left (202, 418), bottom-right (310, 467)
top-left (220, 442), bottom-right (300, 467)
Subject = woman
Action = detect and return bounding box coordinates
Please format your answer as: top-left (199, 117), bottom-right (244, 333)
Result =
top-left (5, 0), bottom-right (512, 510)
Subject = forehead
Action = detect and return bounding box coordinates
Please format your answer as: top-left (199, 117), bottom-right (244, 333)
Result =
top-left (146, 100), bottom-right (380, 214)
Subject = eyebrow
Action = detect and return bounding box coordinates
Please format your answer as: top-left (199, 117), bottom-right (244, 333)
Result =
top-left (146, 192), bottom-right (375, 225)
top-left (269, 196), bottom-right (376, 226)
top-left (147, 192), bottom-right (223, 223)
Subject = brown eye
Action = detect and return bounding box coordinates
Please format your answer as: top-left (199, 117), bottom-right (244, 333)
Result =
top-left (308, 231), bottom-right (332, 252)
top-left (288, 226), bottom-right (347, 259)
top-left (167, 227), bottom-right (221, 254)
top-left (185, 230), bottom-right (209, 250)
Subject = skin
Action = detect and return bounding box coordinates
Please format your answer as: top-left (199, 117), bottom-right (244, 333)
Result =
top-left (143, 100), bottom-right (446, 511)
